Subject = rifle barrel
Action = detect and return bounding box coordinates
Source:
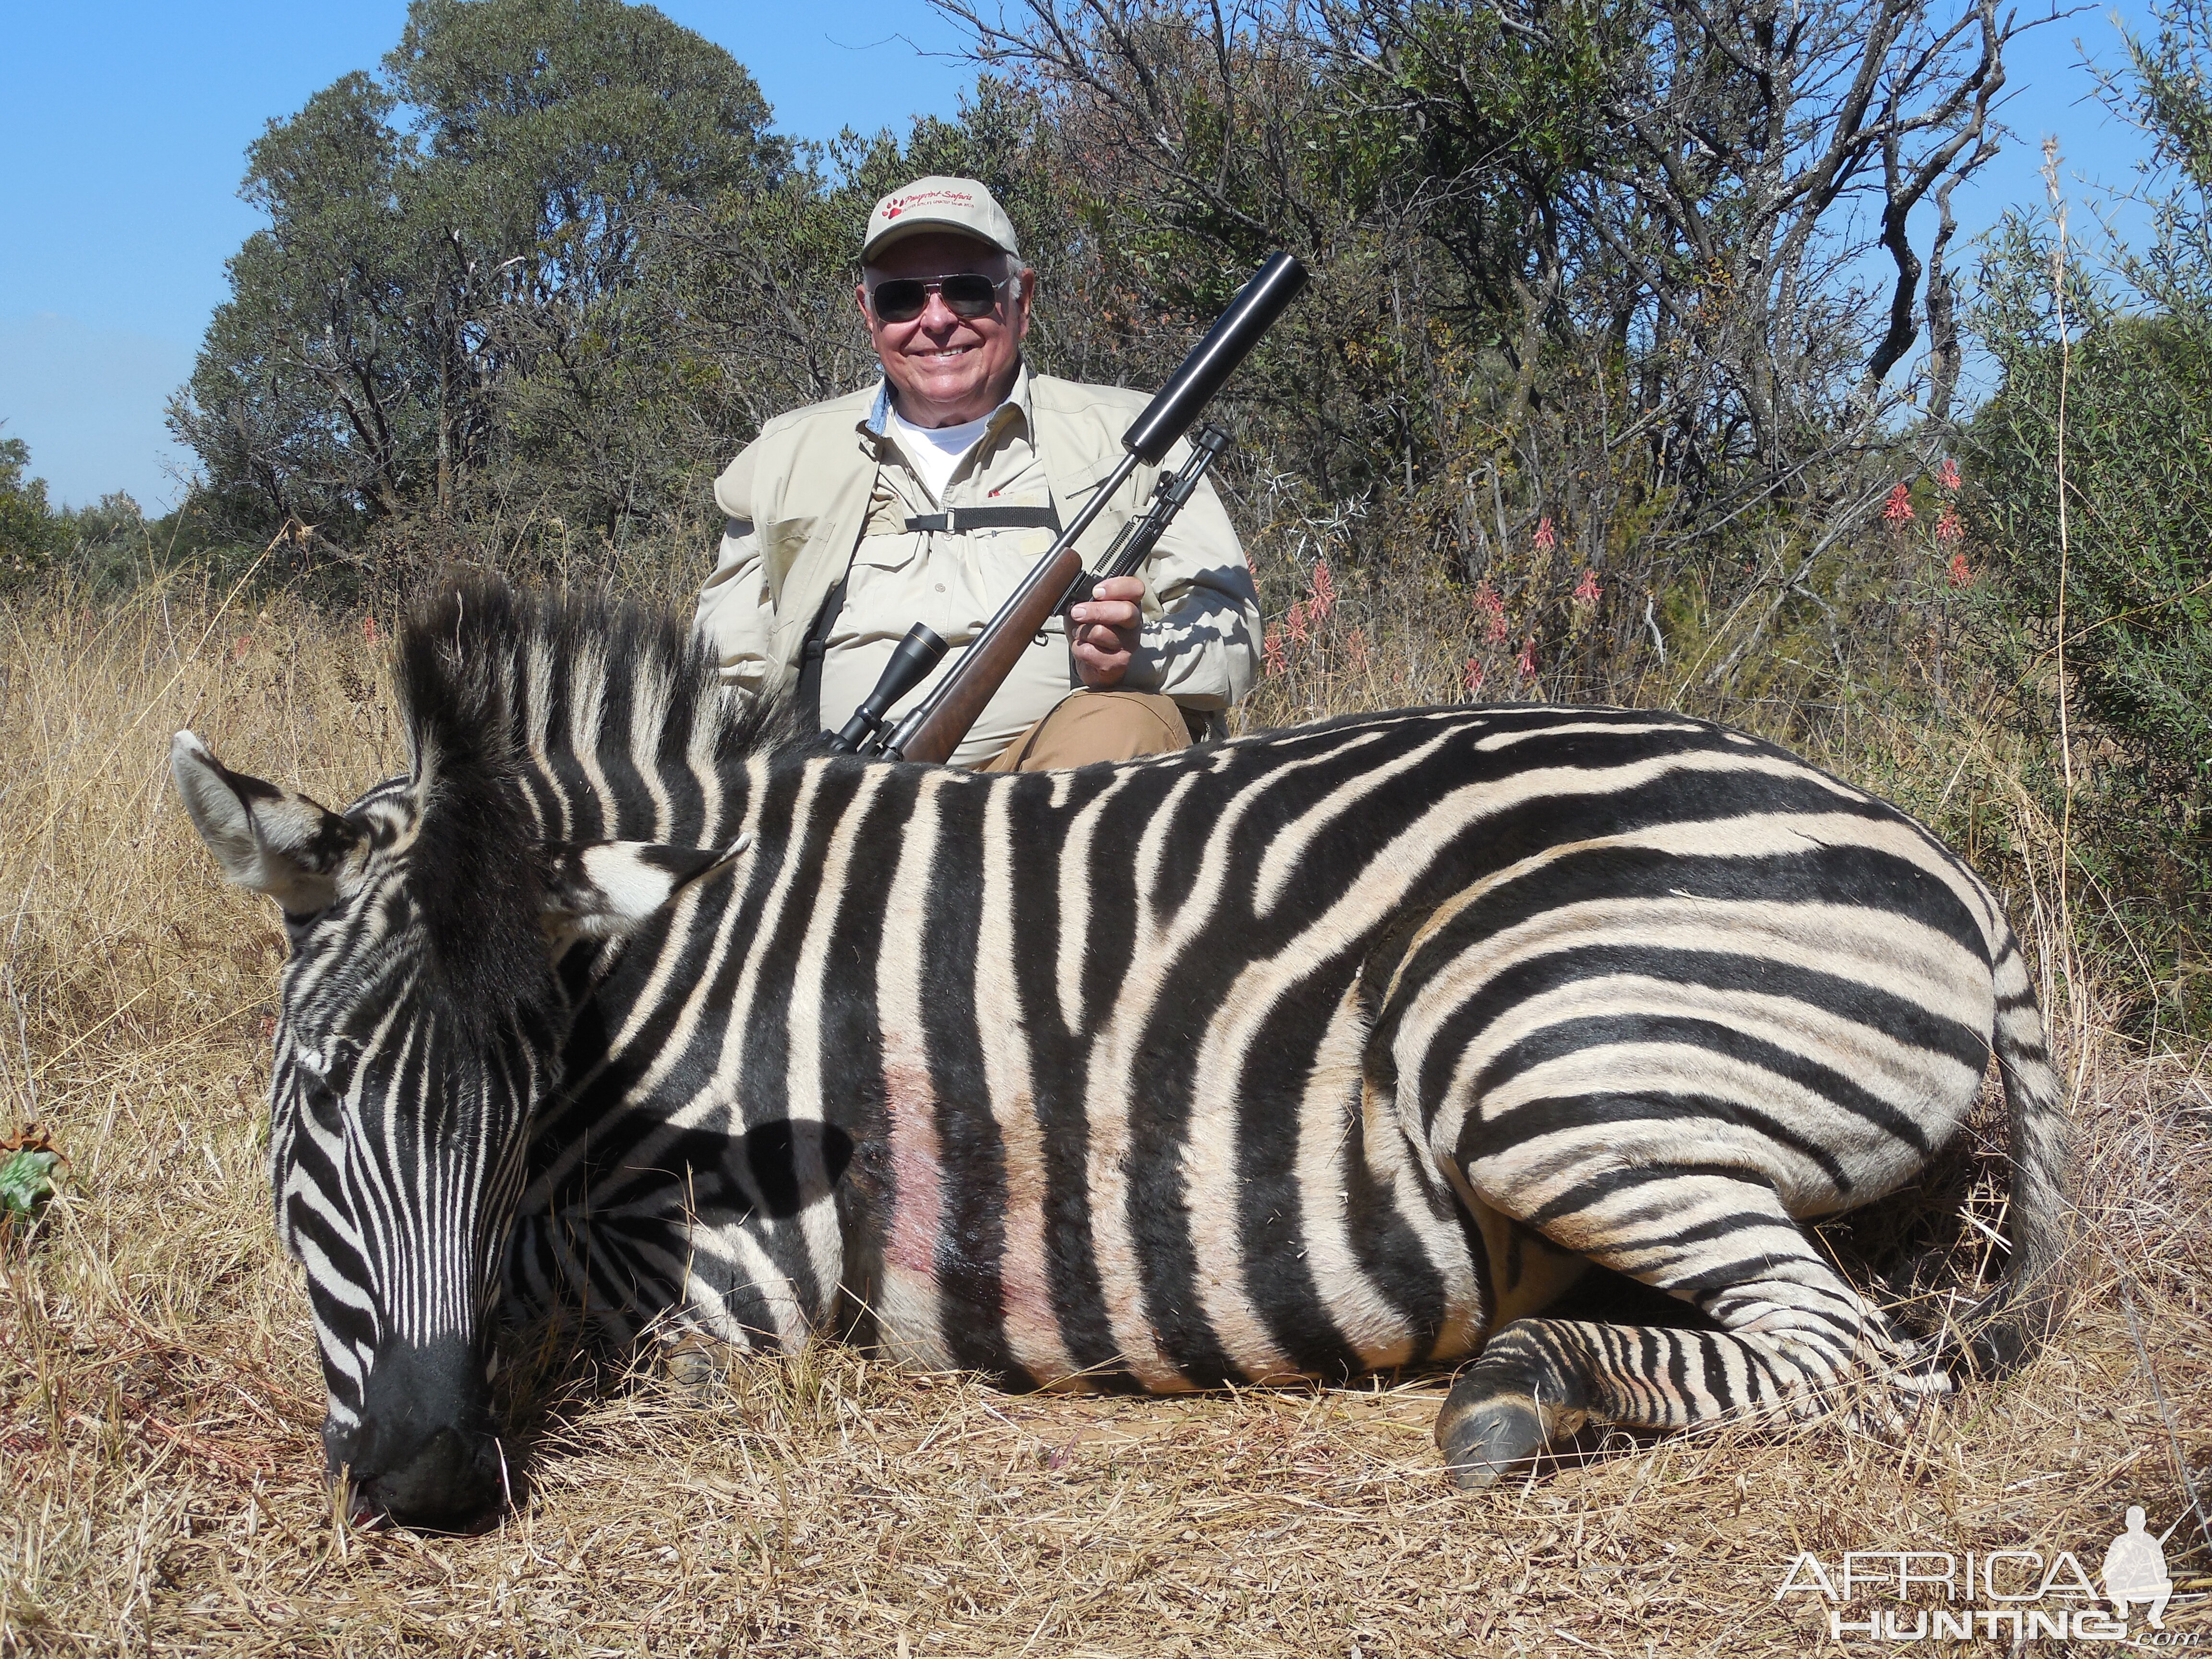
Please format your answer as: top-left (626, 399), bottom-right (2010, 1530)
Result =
top-left (1119, 254), bottom-right (1307, 464)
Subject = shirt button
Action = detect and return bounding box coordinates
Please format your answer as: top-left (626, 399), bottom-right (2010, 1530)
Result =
top-left (934, 583), bottom-right (945, 592)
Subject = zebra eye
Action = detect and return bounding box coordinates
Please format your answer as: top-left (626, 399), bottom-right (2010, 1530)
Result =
top-left (301, 1073), bottom-right (346, 1131)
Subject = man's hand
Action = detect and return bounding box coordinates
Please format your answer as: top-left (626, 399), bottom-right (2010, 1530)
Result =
top-left (1070, 575), bottom-right (1145, 689)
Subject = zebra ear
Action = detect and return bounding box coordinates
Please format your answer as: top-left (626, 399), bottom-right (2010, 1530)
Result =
top-left (539, 834), bottom-right (753, 945)
top-left (171, 731), bottom-right (361, 916)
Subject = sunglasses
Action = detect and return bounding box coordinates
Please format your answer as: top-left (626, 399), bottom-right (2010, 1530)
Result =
top-left (867, 272), bottom-right (1010, 325)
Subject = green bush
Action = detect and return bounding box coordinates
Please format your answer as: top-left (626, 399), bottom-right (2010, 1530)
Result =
top-left (1962, 0), bottom-right (2212, 1031)
top-left (0, 435), bottom-right (62, 587)
top-left (1968, 269), bottom-right (2212, 794)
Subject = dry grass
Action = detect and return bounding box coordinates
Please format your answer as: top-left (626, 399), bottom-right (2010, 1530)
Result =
top-left (3, 578), bottom-right (2210, 1657)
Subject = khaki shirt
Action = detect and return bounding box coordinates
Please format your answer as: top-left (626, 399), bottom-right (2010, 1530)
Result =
top-left (694, 366), bottom-right (1260, 768)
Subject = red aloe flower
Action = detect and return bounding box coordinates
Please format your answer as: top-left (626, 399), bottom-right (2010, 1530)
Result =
top-left (1938, 458), bottom-right (1961, 493)
top-left (1286, 599), bottom-right (1310, 646)
top-left (1262, 629), bottom-right (1286, 675)
top-left (1935, 507), bottom-right (1963, 544)
top-left (1474, 580), bottom-right (1508, 645)
top-left (1515, 636), bottom-right (1539, 678)
top-left (1948, 552), bottom-right (1973, 588)
top-left (1464, 658), bottom-right (1488, 696)
top-left (1573, 569), bottom-right (1601, 607)
top-left (1883, 483), bottom-right (1915, 524)
top-left (1310, 559), bottom-right (1336, 622)
top-left (363, 613), bottom-right (380, 643)
top-left (1533, 516), bottom-right (1557, 553)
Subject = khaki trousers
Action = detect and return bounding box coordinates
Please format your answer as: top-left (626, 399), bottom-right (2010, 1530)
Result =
top-left (978, 690), bottom-right (1193, 772)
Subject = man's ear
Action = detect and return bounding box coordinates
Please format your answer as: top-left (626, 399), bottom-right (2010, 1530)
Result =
top-left (171, 731), bottom-right (361, 916)
top-left (539, 834), bottom-right (754, 946)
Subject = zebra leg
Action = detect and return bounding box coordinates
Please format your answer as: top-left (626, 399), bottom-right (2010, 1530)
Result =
top-left (1436, 1166), bottom-right (1933, 1489)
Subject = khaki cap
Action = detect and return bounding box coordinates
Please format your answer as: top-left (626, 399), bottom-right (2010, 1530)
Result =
top-left (862, 176), bottom-right (1022, 264)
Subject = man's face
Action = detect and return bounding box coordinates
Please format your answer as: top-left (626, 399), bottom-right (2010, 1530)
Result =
top-left (857, 231), bottom-right (1034, 429)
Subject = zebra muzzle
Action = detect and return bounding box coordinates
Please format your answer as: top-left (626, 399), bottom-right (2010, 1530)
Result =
top-left (335, 1336), bottom-right (506, 1532)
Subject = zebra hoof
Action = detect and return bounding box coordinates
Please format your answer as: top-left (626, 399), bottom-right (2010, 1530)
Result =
top-left (662, 1334), bottom-right (726, 1391)
top-left (1437, 1396), bottom-right (1549, 1491)
top-left (1886, 1363), bottom-right (1955, 1402)
top-left (1843, 1371), bottom-right (1948, 1442)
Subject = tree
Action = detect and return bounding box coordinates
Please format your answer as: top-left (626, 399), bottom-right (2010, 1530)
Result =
top-left (924, 0), bottom-right (2026, 700)
top-left (0, 433), bottom-right (61, 587)
top-left (170, 0), bottom-right (789, 543)
top-left (172, 73), bottom-right (424, 538)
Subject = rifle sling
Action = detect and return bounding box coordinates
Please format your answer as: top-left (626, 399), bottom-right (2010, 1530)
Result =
top-left (903, 505), bottom-right (1063, 534)
top-left (795, 575), bottom-right (848, 731)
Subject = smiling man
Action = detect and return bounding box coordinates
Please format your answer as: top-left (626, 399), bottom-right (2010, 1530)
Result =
top-left (694, 176), bottom-right (1261, 769)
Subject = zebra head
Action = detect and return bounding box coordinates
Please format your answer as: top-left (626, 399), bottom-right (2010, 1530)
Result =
top-left (170, 682), bottom-right (737, 1529)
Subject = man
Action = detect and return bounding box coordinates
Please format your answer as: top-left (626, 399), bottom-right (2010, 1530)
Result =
top-left (694, 176), bottom-right (1260, 769)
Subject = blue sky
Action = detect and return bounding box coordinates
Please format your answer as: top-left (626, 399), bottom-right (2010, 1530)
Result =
top-left (0, 1), bottom-right (2168, 510)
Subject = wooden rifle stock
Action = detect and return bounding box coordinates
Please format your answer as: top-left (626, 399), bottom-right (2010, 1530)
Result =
top-left (887, 544), bottom-right (1090, 765)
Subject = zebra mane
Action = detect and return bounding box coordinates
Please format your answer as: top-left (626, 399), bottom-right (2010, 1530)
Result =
top-left (391, 579), bottom-right (804, 1026)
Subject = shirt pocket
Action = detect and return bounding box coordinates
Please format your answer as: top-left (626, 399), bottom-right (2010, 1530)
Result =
top-left (851, 531), bottom-right (921, 576)
top-left (841, 533), bottom-right (941, 647)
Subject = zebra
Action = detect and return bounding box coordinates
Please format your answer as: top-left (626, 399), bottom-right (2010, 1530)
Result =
top-left (171, 582), bottom-right (2070, 1530)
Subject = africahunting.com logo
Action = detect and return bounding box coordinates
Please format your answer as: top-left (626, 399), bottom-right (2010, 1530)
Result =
top-left (1775, 1507), bottom-right (2198, 1642)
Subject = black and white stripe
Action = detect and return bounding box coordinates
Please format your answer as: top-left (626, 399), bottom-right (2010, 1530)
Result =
top-left (174, 583), bottom-right (2070, 1521)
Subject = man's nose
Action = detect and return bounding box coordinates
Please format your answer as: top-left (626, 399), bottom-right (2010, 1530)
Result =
top-left (917, 289), bottom-right (968, 332)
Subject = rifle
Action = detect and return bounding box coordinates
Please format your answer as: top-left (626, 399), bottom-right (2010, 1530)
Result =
top-left (829, 251), bottom-right (1309, 764)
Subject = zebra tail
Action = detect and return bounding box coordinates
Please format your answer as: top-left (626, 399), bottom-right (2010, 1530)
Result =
top-left (1942, 931), bottom-right (2077, 1380)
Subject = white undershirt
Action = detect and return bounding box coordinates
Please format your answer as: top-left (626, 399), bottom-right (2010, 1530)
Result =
top-left (885, 405), bottom-right (996, 501)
